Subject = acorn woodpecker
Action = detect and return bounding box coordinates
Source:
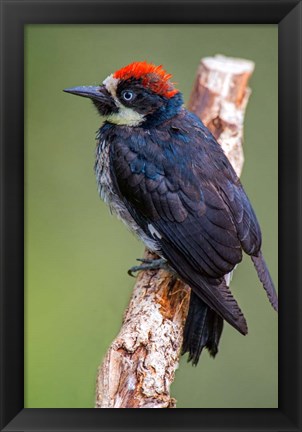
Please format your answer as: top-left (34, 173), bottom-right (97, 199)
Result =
top-left (64, 61), bottom-right (278, 365)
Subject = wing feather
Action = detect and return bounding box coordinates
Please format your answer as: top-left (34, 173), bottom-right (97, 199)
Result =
top-left (108, 114), bottom-right (265, 332)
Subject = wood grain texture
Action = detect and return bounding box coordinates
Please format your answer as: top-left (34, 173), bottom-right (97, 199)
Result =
top-left (95, 55), bottom-right (254, 408)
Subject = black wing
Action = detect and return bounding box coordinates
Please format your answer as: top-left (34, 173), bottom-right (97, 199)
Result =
top-left (108, 113), bottom-right (267, 333)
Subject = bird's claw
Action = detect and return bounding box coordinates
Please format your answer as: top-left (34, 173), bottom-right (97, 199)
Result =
top-left (127, 258), bottom-right (168, 277)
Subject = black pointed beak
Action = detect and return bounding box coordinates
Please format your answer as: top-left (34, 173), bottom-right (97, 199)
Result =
top-left (64, 84), bottom-right (118, 116)
top-left (63, 85), bottom-right (106, 102)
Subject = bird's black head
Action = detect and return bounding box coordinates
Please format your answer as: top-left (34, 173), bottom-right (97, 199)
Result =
top-left (64, 61), bottom-right (184, 127)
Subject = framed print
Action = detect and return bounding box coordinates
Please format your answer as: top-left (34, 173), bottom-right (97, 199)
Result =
top-left (0, 0), bottom-right (301, 431)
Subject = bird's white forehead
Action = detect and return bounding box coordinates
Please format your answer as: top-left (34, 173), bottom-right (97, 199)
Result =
top-left (103, 74), bottom-right (119, 98)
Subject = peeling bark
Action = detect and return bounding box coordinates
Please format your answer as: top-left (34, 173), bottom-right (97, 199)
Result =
top-left (189, 55), bottom-right (254, 176)
top-left (96, 250), bottom-right (189, 408)
top-left (95, 55), bottom-right (255, 408)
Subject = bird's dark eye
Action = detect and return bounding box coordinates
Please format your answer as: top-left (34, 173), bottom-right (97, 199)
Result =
top-left (121, 90), bottom-right (134, 102)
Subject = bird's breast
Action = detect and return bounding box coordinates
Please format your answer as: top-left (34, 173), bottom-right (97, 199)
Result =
top-left (94, 137), bottom-right (160, 252)
top-left (95, 139), bottom-right (112, 205)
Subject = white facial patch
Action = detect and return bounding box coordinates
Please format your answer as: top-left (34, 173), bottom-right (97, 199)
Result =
top-left (103, 74), bottom-right (119, 98)
top-left (106, 106), bottom-right (145, 127)
top-left (102, 73), bottom-right (145, 127)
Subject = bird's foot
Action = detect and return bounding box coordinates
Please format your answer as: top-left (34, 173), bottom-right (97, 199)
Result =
top-left (128, 258), bottom-right (168, 277)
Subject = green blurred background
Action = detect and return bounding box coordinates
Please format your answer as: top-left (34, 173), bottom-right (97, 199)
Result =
top-left (25, 25), bottom-right (278, 408)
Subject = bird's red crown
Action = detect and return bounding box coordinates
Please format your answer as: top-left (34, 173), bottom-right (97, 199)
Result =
top-left (113, 61), bottom-right (179, 99)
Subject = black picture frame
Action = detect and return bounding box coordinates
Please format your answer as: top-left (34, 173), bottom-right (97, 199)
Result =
top-left (0, 0), bottom-right (301, 431)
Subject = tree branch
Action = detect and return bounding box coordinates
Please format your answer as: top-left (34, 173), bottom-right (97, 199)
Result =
top-left (95, 55), bottom-right (255, 408)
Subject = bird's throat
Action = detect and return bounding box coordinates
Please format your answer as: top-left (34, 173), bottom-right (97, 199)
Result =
top-left (106, 106), bottom-right (145, 127)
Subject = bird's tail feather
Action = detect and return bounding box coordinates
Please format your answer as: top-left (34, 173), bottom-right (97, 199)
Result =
top-left (161, 241), bottom-right (248, 335)
top-left (251, 251), bottom-right (278, 311)
top-left (182, 291), bottom-right (224, 366)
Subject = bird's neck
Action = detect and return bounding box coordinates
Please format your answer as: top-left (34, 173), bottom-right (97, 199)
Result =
top-left (142, 92), bottom-right (184, 128)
